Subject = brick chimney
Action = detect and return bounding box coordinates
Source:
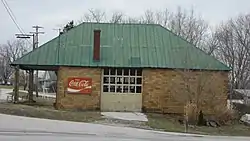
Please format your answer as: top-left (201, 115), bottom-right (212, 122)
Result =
top-left (93, 30), bottom-right (101, 61)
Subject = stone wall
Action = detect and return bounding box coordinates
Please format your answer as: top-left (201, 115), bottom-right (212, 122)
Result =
top-left (56, 67), bottom-right (101, 110)
top-left (142, 69), bottom-right (229, 114)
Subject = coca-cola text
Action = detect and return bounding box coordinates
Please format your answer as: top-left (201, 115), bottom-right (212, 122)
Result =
top-left (69, 79), bottom-right (89, 88)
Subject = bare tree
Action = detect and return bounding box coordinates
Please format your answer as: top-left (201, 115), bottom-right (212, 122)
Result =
top-left (204, 32), bottom-right (220, 56)
top-left (0, 56), bottom-right (12, 84)
top-left (167, 7), bottom-right (209, 48)
top-left (138, 7), bottom-right (209, 53)
top-left (81, 9), bottom-right (106, 23)
top-left (79, 9), bottom-right (144, 24)
top-left (78, 7), bottom-right (209, 51)
top-left (109, 11), bottom-right (125, 23)
top-left (213, 14), bottom-right (250, 89)
top-left (0, 39), bottom-right (28, 84)
top-left (122, 17), bottom-right (144, 24)
top-left (142, 9), bottom-right (155, 24)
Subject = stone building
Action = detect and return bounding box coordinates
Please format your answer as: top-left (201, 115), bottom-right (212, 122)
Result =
top-left (12, 23), bottom-right (230, 114)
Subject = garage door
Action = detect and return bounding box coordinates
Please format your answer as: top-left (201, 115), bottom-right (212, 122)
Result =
top-left (100, 68), bottom-right (142, 112)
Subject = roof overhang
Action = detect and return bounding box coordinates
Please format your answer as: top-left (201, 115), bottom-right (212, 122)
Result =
top-left (11, 63), bottom-right (59, 71)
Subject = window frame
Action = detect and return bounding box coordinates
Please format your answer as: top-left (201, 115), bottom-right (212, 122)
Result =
top-left (101, 68), bottom-right (142, 94)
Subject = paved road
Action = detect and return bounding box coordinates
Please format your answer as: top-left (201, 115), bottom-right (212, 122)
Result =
top-left (0, 114), bottom-right (249, 141)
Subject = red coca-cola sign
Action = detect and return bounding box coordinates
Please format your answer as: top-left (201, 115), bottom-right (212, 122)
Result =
top-left (67, 77), bottom-right (92, 94)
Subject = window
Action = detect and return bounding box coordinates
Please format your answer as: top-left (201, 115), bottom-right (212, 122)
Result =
top-left (103, 77), bottom-right (109, 84)
top-left (110, 85), bottom-right (115, 92)
top-left (104, 68), bottom-right (109, 75)
top-left (110, 77), bottom-right (115, 84)
top-left (102, 68), bottom-right (142, 94)
top-left (123, 77), bottom-right (129, 84)
top-left (103, 85), bottom-right (109, 92)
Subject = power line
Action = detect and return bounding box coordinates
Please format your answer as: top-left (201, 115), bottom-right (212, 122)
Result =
top-left (1, 0), bottom-right (24, 34)
top-left (1, 0), bottom-right (32, 44)
top-left (3, 0), bottom-right (20, 29)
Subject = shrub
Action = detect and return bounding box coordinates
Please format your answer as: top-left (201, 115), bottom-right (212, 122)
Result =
top-left (215, 108), bottom-right (237, 125)
top-left (184, 102), bottom-right (198, 125)
top-left (197, 110), bottom-right (206, 126)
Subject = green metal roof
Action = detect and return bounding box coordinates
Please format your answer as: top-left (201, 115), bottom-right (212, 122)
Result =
top-left (12, 22), bottom-right (230, 71)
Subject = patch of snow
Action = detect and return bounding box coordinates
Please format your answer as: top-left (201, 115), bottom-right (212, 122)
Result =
top-left (19, 90), bottom-right (56, 99)
top-left (240, 114), bottom-right (250, 126)
top-left (0, 88), bottom-right (13, 101)
top-left (227, 99), bottom-right (245, 109)
top-left (101, 112), bottom-right (148, 122)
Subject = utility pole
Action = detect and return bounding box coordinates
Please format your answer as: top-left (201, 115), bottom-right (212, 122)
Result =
top-left (15, 33), bottom-right (34, 103)
top-left (30, 26), bottom-right (44, 97)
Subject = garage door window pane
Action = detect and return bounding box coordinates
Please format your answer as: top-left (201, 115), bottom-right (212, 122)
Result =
top-left (117, 69), bottom-right (122, 75)
top-left (137, 69), bottom-right (142, 76)
top-left (116, 86), bottom-right (122, 93)
top-left (130, 78), bottom-right (135, 84)
top-left (130, 86), bottom-right (135, 93)
top-left (110, 85), bottom-right (115, 92)
top-left (110, 69), bottom-right (116, 75)
top-left (123, 86), bottom-right (129, 93)
top-left (124, 69), bottom-right (129, 76)
top-left (103, 85), bottom-right (109, 92)
top-left (130, 69), bottom-right (136, 76)
top-left (136, 86), bottom-right (141, 93)
top-left (104, 68), bottom-right (109, 75)
top-left (136, 78), bottom-right (142, 84)
top-left (110, 77), bottom-right (115, 84)
top-left (116, 77), bottom-right (123, 84)
top-left (123, 77), bottom-right (129, 84)
top-left (103, 77), bottom-right (109, 84)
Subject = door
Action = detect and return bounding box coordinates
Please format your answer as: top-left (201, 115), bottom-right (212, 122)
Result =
top-left (100, 68), bottom-right (142, 112)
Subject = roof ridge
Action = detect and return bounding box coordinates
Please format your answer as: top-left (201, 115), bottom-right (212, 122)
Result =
top-left (79, 22), bottom-right (159, 26)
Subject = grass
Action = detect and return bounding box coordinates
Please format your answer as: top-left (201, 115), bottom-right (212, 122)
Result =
top-left (0, 91), bottom-right (102, 123)
top-left (0, 85), bottom-right (14, 89)
top-left (0, 103), bottom-right (102, 123)
top-left (146, 113), bottom-right (250, 136)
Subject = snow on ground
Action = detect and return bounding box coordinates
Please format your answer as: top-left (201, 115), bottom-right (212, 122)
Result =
top-left (0, 88), bottom-right (55, 103)
top-left (101, 112), bottom-right (148, 122)
top-left (18, 90), bottom-right (56, 99)
top-left (0, 88), bottom-right (13, 102)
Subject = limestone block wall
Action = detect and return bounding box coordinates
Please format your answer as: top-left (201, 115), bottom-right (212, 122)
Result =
top-left (142, 69), bottom-right (229, 114)
top-left (56, 67), bottom-right (101, 110)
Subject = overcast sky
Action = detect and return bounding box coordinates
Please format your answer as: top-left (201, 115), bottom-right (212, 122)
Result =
top-left (1, 0), bottom-right (250, 45)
